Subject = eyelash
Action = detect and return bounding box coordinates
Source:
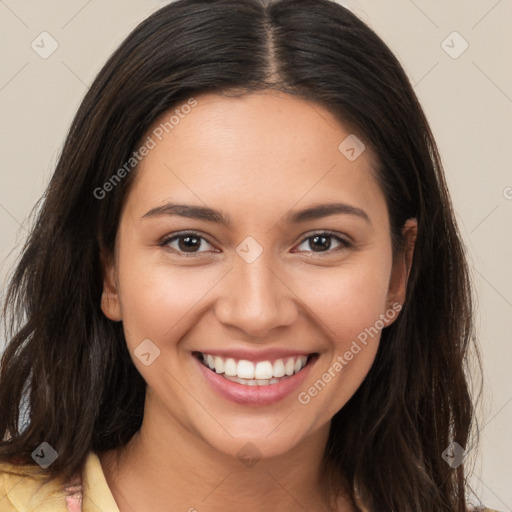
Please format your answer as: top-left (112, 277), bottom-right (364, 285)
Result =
top-left (160, 230), bottom-right (351, 258)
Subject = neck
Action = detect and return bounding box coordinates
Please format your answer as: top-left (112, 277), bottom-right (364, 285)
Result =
top-left (99, 399), bottom-right (353, 511)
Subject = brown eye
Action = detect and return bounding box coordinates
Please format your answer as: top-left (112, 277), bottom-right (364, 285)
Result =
top-left (295, 232), bottom-right (350, 255)
top-left (162, 232), bottom-right (215, 255)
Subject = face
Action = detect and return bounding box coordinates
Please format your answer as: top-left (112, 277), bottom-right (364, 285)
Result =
top-left (101, 90), bottom-right (415, 461)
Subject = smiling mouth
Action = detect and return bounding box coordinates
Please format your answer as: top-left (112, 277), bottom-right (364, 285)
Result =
top-left (193, 351), bottom-right (318, 386)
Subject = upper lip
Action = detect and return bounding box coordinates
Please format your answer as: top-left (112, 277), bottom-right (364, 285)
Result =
top-left (193, 348), bottom-right (316, 363)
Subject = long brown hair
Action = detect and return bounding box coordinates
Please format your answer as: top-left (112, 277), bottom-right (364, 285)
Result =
top-left (0, 1), bottom-right (482, 510)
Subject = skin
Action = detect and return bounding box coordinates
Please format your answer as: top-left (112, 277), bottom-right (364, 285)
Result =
top-left (99, 90), bottom-right (417, 512)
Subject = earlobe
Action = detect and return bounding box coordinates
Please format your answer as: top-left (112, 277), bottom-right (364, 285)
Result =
top-left (101, 292), bottom-right (122, 322)
top-left (385, 218), bottom-right (417, 323)
top-left (100, 253), bottom-right (123, 322)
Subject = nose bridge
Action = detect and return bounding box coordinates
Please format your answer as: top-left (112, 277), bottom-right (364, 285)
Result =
top-left (215, 245), bottom-right (297, 336)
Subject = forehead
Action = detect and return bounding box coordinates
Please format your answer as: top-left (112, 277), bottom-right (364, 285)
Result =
top-left (124, 91), bottom-right (385, 223)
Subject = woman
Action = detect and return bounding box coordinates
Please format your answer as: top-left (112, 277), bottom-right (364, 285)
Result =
top-left (0, 0), bottom-right (495, 510)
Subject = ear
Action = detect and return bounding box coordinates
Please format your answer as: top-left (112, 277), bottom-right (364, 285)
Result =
top-left (100, 250), bottom-right (123, 322)
top-left (384, 218), bottom-right (417, 325)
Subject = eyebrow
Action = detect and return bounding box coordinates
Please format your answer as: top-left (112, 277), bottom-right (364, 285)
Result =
top-left (141, 201), bottom-right (370, 226)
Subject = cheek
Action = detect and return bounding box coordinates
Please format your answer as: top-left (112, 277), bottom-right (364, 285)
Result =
top-left (115, 250), bottom-right (220, 350)
top-left (296, 258), bottom-right (392, 344)
top-left (292, 257), bottom-right (392, 416)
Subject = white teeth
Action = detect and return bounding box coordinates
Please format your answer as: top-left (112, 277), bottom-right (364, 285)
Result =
top-left (214, 356), bottom-right (224, 374)
top-left (284, 358), bottom-right (295, 376)
top-left (237, 360), bottom-right (255, 379)
top-left (224, 358), bottom-right (237, 376)
top-left (223, 376), bottom-right (275, 386)
top-left (273, 359), bottom-right (285, 378)
top-left (294, 356), bottom-right (307, 374)
top-left (254, 361), bottom-right (273, 380)
top-left (200, 352), bottom-right (311, 383)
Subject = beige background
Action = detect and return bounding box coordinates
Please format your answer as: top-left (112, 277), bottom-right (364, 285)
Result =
top-left (0, 0), bottom-right (511, 509)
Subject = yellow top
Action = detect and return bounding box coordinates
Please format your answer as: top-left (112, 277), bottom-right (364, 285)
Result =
top-left (0, 452), bottom-right (502, 512)
top-left (0, 452), bottom-right (119, 512)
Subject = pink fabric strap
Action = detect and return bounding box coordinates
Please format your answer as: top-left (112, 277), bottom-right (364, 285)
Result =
top-left (63, 474), bottom-right (83, 512)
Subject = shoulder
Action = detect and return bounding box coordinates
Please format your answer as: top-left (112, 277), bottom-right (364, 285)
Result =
top-left (1, 452), bottom-right (119, 512)
top-left (0, 459), bottom-right (71, 512)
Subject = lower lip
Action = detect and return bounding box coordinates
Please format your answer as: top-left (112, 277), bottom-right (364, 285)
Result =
top-left (194, 355), bottom-right (317, 406)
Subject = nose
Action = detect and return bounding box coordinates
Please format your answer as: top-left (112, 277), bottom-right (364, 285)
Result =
top-left (214, 252), bottom-right (298, 338)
